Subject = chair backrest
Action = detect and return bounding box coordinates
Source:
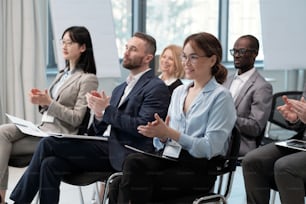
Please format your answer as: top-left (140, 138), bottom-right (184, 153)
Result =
top-left (192, 126), bottom-right (241, 204)
top-left (268, 91), bottom-right (303, 130)
top-left (211, 125), bottom-right (241, 174)
top-left (255, 127), bottom-right (266, 147)
top-left (77, 107), bottom-right (91, 135)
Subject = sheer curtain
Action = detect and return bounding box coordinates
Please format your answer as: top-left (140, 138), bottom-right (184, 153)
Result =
top-left (0, 0), bottom-right (47, 123)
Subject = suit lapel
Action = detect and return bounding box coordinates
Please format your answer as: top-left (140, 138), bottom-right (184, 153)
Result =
top-left (235, 71), bottom-right (259, 106)
top-left (54, 70), bottom-right (83, 100)
top-left (118, 70), bottom-right (153, 107)
top-left (113, 82), bottom-right (128, 107)
top-left (48, 70), bottom-right (65, 98)
top-left (224, 75), bottom-right (235, 89)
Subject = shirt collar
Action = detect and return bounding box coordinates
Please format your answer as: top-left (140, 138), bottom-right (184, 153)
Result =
top-left (185, 77), bottom-right (219, 93)
top-left (126, 68), bottom-right (151, 85)
top-left (234, 67), bottom-right (256, 82)
top-left (158, 74), bottom-right (178, 86)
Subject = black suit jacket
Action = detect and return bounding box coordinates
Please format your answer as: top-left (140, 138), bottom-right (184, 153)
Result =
top-left (89, 69), bottom-right (170, 170)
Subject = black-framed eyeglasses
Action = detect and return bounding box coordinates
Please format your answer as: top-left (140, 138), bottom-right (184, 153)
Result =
top-left (229, 48), bottom-right (257, 56)
top-left (180, 54), bottom-right (207, 64)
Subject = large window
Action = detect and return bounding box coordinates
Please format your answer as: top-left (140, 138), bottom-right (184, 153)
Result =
top-left (146, 0), bottom-right (219, 55)
top-left (111, 0), bottom-right (132, 58)
top-left (228, 0), bottom-right (263, 61)
top-left (111, 0), bottom-right (263, 63)
top-left (47, 0), bottom-right (263, 72)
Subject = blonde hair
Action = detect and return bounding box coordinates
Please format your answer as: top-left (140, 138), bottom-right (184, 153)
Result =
top-left (158, 44), bottom-right (184, 78)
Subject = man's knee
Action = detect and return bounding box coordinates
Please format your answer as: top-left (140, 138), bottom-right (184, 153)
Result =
top-left (123, 153), bottom-right (145, 172)
top-left (274, 157), bottom-right (292, 177)
top-left (242, 149), bottom-right (261, 170)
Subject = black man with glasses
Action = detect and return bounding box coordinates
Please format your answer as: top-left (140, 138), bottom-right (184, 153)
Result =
top-left (223, 34), bottom-right (273, 156)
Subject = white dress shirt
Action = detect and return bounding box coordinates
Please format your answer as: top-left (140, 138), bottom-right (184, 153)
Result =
top-left (229, 68), bottom-right (256, 101)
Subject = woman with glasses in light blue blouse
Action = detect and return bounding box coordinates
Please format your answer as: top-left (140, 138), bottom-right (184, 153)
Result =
top-left (108, 32), bottom-right (237, 204)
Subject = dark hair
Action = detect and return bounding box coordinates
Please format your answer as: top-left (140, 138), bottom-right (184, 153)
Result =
top-left (133, 32), bottom-right (157, 56)
top-left (239, 35), bottom-right (259, 54)
top-left (61, 26), bottom-right (96, 74)
top-left (183, 32), bottom-right (227, 84)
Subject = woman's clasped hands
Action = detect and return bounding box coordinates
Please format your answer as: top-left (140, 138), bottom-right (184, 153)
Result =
top-left (29, 88), bottom-right (52, 106)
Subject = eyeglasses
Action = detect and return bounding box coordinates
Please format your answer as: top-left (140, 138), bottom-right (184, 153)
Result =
top-left (229, 48), bottom-right (256, 56)
top-left (180, 54), bottom-right (207, 64)
top-left (60, 39), bottom-right (75, 47)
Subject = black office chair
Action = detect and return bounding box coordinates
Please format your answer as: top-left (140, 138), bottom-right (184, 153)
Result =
top-left (102, 126), bottom-right (241, 204)
top-left (191, 125), bottom-right (241, 204)
top-left (62, 171), bottom-right (113, 204)
top-left (262, 91), bottom-right (303, 145)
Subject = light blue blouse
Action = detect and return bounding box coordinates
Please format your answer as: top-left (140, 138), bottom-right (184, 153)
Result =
top-left (154, 77), bottom-right (236, 159)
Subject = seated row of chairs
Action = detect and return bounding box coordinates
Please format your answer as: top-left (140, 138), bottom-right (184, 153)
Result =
top-left (8, 91), bottom-right (303, 204)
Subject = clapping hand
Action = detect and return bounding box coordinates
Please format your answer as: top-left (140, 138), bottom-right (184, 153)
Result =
top-left (29, 88), bottom-right (52, 106)
top-left (86, 90), bottom-right (110, 118)
top-left (277, 95), bottom-right (306, 123)
top-left (137, 113), bottom-right (170, 142)
top-left (286, 97), bottom-right (306, 124)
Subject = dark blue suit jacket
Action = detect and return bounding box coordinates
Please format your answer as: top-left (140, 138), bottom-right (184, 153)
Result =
top-left (89, 69), bottom-right (170, 170)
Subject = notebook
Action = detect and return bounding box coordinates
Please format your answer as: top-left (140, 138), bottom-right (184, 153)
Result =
top-left (275, 139), bottom-right (306, 151)
top-left (124, 145), bottom-right (177, 161)
top-left (49, 133), bottom-right (108, 141)
top-left (6, 113), bottom-right (108, 141)
top-left (6, 113), bottom-right (49, 137)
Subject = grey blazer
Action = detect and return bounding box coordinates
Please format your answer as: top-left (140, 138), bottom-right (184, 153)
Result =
top-left (39, 69), bottom-right (98, 134)
top-left (223, 70), bottom-right (273, 156)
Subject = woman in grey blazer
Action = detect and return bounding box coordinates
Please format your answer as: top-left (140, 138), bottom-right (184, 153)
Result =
top-left (0, 26), bottom-right (98, 203)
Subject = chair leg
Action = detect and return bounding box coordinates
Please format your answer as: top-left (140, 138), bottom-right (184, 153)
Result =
top-left (270, 190), bottom-right (276, 204)
top-left (94, 182), bottom-right (102, 204)
top-left (102, 172), bottom-right (123, 204)
top-left (78, 186), bottom-right (85, 204)
top-left (193, 195), bottom-right (226, 204)
top-left (34, 192), bottom-right (39, 204)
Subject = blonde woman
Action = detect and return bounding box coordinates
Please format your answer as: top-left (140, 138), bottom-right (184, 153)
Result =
top-left (158, 44), bottom-right (184, 95)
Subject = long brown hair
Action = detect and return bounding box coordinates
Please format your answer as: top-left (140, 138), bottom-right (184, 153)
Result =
top-left (183, 32), bottom-right (227, 84)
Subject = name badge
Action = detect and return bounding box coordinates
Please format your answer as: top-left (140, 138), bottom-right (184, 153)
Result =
top-left (42, 112), bottom-right (55, 123)
top-left (163, 140), bottom-right (182, 158)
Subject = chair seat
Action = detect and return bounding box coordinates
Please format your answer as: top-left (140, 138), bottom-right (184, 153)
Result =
top-left (8, 154), bottom-right (32, 167)
top-left (62, 171), bottom-right (113, 186)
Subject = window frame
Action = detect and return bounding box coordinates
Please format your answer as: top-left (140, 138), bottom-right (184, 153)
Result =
top-left (46, 0), bottom-right (263, 74)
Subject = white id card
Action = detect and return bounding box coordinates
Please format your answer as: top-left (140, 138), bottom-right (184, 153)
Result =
top-left (41, 112), bottom-right (55, 123)
top-left (163, 140), bottom-right (182, 158)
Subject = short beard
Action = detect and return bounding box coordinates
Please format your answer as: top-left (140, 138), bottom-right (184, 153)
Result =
top-left (123, 57), bottom-right (143, 70)
top-left (235, 65), bottom-right (252, 74)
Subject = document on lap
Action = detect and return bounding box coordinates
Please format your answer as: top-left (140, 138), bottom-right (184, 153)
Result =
top-left (275, 139), bottom-right (306, 152)
top-left (6, 113), bottom-right (49, 137)
top-left (6, 113), bottom-right (108, 141)
top-left (48, 132), bottom-right (108, 141)
top-left (124, 144), bottom-right (178, 162)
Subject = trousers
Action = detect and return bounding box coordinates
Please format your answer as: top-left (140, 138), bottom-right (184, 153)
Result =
top-left (242, 142), bottom-right (306, 204)
top-left (0, 124), bottom-right (40, 189)
top-left (10, 136), bottom-right (115, 204)
top-left (109, 151), bottom-right (217, 204)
